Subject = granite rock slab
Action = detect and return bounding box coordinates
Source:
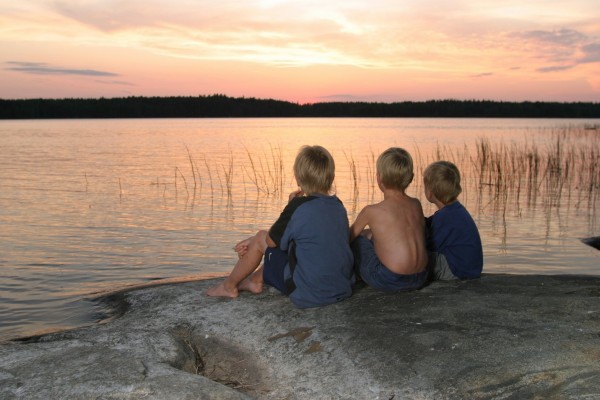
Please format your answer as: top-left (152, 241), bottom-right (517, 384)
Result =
top-left (1, 274), bottom-right (599, 399)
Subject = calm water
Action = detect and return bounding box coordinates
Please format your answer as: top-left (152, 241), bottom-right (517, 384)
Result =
top-left (1, 118), bottom-right (598, 341)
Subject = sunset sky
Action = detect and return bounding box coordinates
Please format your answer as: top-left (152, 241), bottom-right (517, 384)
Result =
top-left (1, 1), bottom-right (599, 103)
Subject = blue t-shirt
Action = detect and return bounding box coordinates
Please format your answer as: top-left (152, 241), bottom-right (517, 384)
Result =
top-left (269, 194), bottom-right (354, 308)
top-left (425, 201), bottom-right (483, 279)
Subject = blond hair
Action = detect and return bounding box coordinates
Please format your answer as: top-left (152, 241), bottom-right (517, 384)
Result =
top-left (423, 161), bottom-right (462, 204)
top-left (376, 147), bottom-right (414, 191)
top-left (293, 145), bottom-right (335, 195)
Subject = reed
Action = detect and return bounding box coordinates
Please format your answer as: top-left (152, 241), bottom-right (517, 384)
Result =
top-left (345, 152), bottom-right (360, 195)
top-left (214, 165), bottom-right (224, 196)
top-left (156, 126), bottom-right (597, 225)
top-left (243, 144), bottom-right (285, 196)
top-left (344, 151), bottom-right (360, 214)
top-left (185, 144), bottom-right (198, 191)
top-left (222, 150), bottom-right (234, 202)
top-left (176, 166), bottom-right (189, 198)
top-left (203, 156), bottom-right (215, 199)
top-left (467, 126), bottom-right (599, 217)
top-left (366, 149), bottom-right (376, 203)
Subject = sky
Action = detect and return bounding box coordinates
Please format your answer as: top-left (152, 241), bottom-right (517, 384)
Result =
top-left (0, 0), bottom-right (599, 103)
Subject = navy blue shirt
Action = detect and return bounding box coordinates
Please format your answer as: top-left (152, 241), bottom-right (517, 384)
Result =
top-left (425, 201), bottom-right (483, 279)
top-left (269, 194), bottom-right (354, 308)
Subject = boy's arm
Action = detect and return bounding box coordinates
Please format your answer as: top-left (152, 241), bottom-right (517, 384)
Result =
top-left (233, 237), bottom-right (252, 257)
top-left (349, 207), bottom-right (370, 242)
top-left (266, 234), bottom-right (276, 248)
top-left (269, 196), bottom-right (312, 249)
top-left (234, 233), bottom-right (276, 257)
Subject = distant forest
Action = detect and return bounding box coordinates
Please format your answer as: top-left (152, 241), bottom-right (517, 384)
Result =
top-left (1, 95), bottom-right (599, 119)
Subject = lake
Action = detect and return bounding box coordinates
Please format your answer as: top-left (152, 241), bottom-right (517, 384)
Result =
top-left (1, 117), bottom-right (598, 341)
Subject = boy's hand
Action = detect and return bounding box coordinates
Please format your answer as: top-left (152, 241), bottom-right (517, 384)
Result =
top-left (288, 189), bottom-right (304, 202)
top-left (234, 238), bottom-right (251, 258)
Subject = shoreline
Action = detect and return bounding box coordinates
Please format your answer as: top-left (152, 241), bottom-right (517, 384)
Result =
top-left (4, 257), bottom-right (600, 344)
top-left (3, 272), bottom-right (228, 344)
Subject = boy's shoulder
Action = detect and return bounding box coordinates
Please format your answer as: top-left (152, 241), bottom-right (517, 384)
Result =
top-left (441, 201), bottom-right (466, 213)
top-left (290, 194), bottom-right (344, 212)
top-left (435, 201), bottom-right (475, 221)
top-left (365, 195), bottom-right (422, 218)
top-left (359, 200), bottom-right (384, 215)
top-left (385, 193), bottom-right (423, 210)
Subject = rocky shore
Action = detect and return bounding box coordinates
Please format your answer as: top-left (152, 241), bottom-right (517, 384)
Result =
top-left (1, 274), bottom-right (599, 399)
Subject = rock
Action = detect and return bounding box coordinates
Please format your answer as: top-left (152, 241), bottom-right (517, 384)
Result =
top-left (1, 274), bottom-right (599, 399)
top-left (582, 236), bottom-right (600, 250)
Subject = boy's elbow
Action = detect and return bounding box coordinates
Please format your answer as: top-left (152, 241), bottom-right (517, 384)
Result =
top-left (349, 227), bottom-right (361, 242)
top-left (266, 234), bottom-right (277, 248)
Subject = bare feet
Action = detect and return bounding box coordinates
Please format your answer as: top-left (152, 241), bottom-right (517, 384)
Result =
top-left (238, 277), bottom-right (263, 294)
top-left (205, 282), bottom-right (239, 298)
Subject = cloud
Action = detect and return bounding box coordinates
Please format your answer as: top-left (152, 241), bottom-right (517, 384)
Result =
top-left (580, 43), bottom-right (600, 63)
top-left (9, 1), bottom-right (600, 76)
top-left (95, 80), bottom-right (136, 87)
top-left (537, 65), bottom-right (574, 72)
top-left (470, 72), bottom-right (494, 78)
top-left (6, 61), bottom-right (119, 77)
top-left (514, 28), bottom-right (586, 47)
top-left (510, 28), bottom-right (600, 73)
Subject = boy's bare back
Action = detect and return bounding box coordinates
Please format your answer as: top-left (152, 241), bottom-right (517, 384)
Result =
top-left (350, 192), bottom-right (428, 275)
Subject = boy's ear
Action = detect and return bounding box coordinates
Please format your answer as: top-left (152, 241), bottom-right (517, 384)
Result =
top-left (376, 173), bottom-right (385, 190)
top-left (425, 188), bottom-right (435, 203)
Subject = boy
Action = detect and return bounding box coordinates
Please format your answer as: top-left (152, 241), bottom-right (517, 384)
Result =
top-left (206, 145), bottom-right (354, 308)
top-left (350, 147), bottom-right (429, 292)
top-left (423, 161), bottom-right (483, 280)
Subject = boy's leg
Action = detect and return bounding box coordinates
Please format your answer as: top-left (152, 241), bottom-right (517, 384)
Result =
top-left (238, 265), bottom-right (264, 293)
top-left (351, 235), bottom-right (376, 285)
top-left (428, 252), bottom-right (457, 281)
top-left (206, 230), bottom-right (269, 297)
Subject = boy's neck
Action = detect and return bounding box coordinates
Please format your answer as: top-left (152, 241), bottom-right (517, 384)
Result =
top-left (436, 199), bottom-right (457, 210)
top-left (305, 191), bottom-right (330, 197)
top-left (382, 188), bottom-right (407, 200)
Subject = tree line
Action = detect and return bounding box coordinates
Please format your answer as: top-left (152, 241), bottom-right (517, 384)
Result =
top-left (0, 94), bottom-right (598, 119)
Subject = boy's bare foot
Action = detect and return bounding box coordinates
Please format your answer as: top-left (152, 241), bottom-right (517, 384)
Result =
top-left (205, 282), bottom-right (239, 298)
top-left (238, 277), bottom-right (263, 294)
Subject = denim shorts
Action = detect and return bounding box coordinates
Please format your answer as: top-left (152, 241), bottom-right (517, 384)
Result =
top-left (352, 236), bottom-right (428, 292)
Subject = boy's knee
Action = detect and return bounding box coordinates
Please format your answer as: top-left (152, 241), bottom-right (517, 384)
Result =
top-left (253, 230), bottom-right (270, 251)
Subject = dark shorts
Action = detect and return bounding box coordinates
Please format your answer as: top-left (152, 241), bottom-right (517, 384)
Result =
top-left (263, 247), bottom-right (290, 295)
top-left (352, 236), bottom-right (428, 292)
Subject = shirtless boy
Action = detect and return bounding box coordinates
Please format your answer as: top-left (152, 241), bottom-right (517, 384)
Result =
top-left (350, 147), bottom-right (429, 292)
top-left (206, 145), bottom-right (354, 308)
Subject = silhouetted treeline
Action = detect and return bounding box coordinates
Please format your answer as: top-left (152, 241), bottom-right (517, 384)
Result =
top-left (1, 95), bottom-right (599, 119)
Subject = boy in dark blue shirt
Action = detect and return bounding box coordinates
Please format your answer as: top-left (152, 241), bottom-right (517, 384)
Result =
top-left (423, 161), bottom-right (483, 280)
top-left (206, 145), bottom-right (354, 308)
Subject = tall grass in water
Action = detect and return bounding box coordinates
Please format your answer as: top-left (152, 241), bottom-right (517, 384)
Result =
top-left (222, 151), bottom-right (234, 204)
top-left (243, 144), bottom-right (285, 196)
top-left (159, 127), bottom-right (597, 226)
top-left (344, 151), bottom-right (360, 213)
top-left (365, 150), bottom-right (377, 204)
top-left (469, 127), bottom-right (599, 217)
